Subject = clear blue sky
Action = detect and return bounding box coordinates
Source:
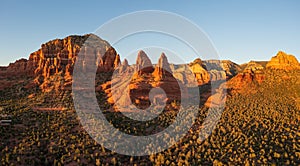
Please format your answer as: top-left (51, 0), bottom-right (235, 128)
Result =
top-left (1, 0), bottom-right (300, 66)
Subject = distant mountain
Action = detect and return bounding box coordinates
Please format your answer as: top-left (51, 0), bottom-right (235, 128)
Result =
top-left (266, 51), bottom-right (300, 70)
top-left (204, 51), bottom-right (300, 107)
top-left (227, 51), bottom-right (300, 93)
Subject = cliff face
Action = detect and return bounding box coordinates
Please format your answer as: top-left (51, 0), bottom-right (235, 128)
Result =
top-left (169, 59), bottom-right (239, 87)
top-left (0, 34), bottom-right (120, 92)
top-left (6, 59), bottom-right (36, 77)
top-left (266, 51), bottom-right (300, 70)
top-left (203, 60), bottom-right (241, 79)
top-left (188, 58), bottom-right (210, 85)
top-left (225, 61), bottom-right (265, 94)
top-left (0, 58), bottom-right (36, 90)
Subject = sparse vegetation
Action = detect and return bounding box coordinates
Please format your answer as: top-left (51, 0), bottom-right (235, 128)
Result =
top-left (0, 69), bottom-right (299, 165)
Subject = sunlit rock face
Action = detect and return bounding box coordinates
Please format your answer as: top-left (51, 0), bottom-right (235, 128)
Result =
top-left (102, 51), bottom-right (182, 111)
top-left (266, 51), bottom-right (300, 70)
top-left (0, 34), bottom-right (121, 92)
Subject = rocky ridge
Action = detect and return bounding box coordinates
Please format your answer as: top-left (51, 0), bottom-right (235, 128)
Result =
top-left (1, 34), bottom-right (299, 109)
top-left (220, 51), bottom-right (300, 95)
top-left (205, 52), bottom-right (300, 106)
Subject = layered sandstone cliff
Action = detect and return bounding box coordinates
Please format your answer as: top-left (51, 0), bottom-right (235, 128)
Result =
top-left (0, 34), bottom-right (121, 92)
top-left (266, 51), bottom-right (300, 70)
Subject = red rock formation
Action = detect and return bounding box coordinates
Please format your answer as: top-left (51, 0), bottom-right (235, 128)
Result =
top-left (209, 70), bottom-right (226, 82)
top-left (151, 54), bottom-right (182, 102)
top-left (226, 51), bottom-right (300, 94)
top-left (118, 59), bottom-right (130, 73)
top-left (226, 61), bottom-right (265, 93)
top-left (205, 63), bottom-right (264, 107)
top-left (0, 59), bottom-right (35, 78)
top-left (0, 58), bottom-right (37, 91)
top-left (96, 47), bottom-right (120, 72)
top-left (101, 51), bottom-right (183, 111)
top-left (114, 54), bottom-right (121, 69)
top-left (171, 59), bottom-right (238, 86)
top-left (188, 58), bottom-right (210, 85)
top-left (135, 50), bottom-right (154, 76)
top-left (153, 53), bottom-right (173, 81)
top-left (229, 72), bottom-right (264, 88)
top-left (0, 34), bottom-right (121, 92)
top-left (7, 34), bottom-right (300, 111)
top-left (266, 51), bottom-right (300, 70)
top-left (131, 52), bottom-right (181, 107)
top-left (204, 60), bottom-right (241, 79)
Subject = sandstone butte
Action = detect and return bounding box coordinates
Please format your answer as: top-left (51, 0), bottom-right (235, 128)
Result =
top-left (224, 51), bottom-right (300, 93)
top-left (0, 34), bottom-right (120, 92)
top-left (266, 51), bottom-right (300, 70)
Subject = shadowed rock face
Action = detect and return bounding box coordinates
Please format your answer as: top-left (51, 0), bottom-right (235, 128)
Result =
top-left (0, 56), bottom-right (39, 91)
top-left (266, 51), bottom-right (300, 70)
top-left (203, 60), bottom-right (241, 79)
top-left (188, 58), bottom-right (210, 84)
top-left (170, 59), bottom-right (239, 86)
top-left (2, 59), bottom-right (36, 77)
